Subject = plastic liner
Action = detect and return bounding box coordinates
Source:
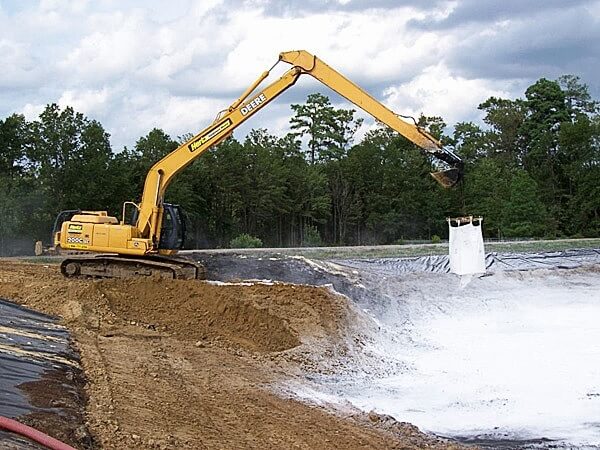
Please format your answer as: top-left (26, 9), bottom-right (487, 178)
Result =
top-left (335, 248), bottom-right (600, 275)
top-left (192, 248), bottom-right (600, 341)
top-left (191, 249), bottom-right (600, 449)
top-left (0, 299), bottom-right (81, 449)
top-left (191, 248), bottom-right (600, 311)
top-left (0, 430), bottom-right (46, 449)
top-left (487, 248), bottom-right (600, 271)
top-left (193, 248), bottom-right (600, 286)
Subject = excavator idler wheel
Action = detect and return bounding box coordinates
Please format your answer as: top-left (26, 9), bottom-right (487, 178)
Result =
top-left (62, 261), bottom-right (81, 277)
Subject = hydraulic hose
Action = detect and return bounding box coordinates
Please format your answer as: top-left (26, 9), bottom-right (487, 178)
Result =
top-left (0, 416), bottom-right (77, 450)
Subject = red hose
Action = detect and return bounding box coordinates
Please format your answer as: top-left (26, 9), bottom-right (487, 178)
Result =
top-left (0, 416), bottom-right (77, 450)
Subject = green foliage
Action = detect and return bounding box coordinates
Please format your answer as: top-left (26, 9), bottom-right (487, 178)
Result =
top-left (431, 235), bottom-right (442, 244)
top-left (0, 78), bottom-right (598, 255)
top-left (0, 114), bottom-right (28, 176)
top-left (229, 233), bottom-right (263, 249)
top-left (302, 224), bottom-right (322, 247)
top-left (463, 158), bottom-right (510, 237)
top-left (557, 75), bottom-right (599, 116)
top-left (290, 93), bottom-right (362, 163)
top-left (478, 97), bottom-right (526, 162)
top-left (27, 104), bottom-right (115, 213)
top-left (502, 170), bottom-right (547, 237)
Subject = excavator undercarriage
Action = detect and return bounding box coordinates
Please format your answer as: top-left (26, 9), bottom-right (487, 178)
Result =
top-left (60, 254), bottom-right (205, 280)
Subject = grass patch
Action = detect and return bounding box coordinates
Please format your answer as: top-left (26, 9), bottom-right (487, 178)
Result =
top-left (191, 238), bottom-right (600, 260)
top-left (13, 256), bottom-right (62, 265)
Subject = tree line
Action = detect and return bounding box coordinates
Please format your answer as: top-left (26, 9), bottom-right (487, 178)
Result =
top-left (0, 75), bottom-right (598, 254)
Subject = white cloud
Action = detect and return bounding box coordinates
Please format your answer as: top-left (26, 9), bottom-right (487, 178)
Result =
top-left (21, 103), bottom-right (46, 121)
top-left (147, 96), bottom-right (228, 136)
top-left (0, 0), bottom-right (597, 150)
top-left (383, 63), bottom-right (513, 126)
top-left (106, 92), bottom-right (230, 150)
top-left (59, 12), bottom-right (153, 83)
top-left (0, 39), bottom-right (39, 87)
top-left (190, 0), bottom-right (223, 17)
top-left (58, 88), bottom-right (110, 116)
top-left (590, 0), bottom-right (600, 18)
top-left (222, 5), bottom-right (446, 88)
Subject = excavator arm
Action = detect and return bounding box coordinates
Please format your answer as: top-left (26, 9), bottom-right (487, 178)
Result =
top-left (279, 51), bottom-right (463, 174)
top-left (136, 50), bottom-right (463, 247)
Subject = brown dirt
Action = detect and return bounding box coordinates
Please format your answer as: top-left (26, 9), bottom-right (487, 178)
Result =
top-left (19, 368), bottom-right (93, 449)
top-left (0, 260), bottom-right (470, 450)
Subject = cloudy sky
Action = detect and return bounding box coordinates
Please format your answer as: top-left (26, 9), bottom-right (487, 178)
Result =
top-left (1, 0), bottom-right (599, 149)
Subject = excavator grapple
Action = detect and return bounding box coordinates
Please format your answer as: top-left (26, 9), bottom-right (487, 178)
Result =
top-left (431, 167), bottom-right (463, 189)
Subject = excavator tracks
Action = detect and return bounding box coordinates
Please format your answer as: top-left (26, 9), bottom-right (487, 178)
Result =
top-left (60, 254), bottom-right (205, 280)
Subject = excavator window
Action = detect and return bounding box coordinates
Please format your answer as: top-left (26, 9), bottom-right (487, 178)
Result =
top-left (158, 204), bottom-right (186, 250)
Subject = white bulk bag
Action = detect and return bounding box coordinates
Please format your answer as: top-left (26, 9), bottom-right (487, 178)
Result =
top-left (448, 218), bottom-right (485, 275)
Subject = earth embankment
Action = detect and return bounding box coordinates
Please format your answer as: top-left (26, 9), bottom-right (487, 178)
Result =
top-left (0, 261), bottom-right (465, 449)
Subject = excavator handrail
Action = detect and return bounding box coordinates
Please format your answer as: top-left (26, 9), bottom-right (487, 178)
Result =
top-left (135, 50), bottom-right (463, 248)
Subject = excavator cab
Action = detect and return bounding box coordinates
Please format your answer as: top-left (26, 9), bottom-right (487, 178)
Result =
top-left (130, 202), bottom-right (186, 250)
top-left (57, 203), bottom-right (199, 279)
top-left (158, 204), bottom-right (186, 250)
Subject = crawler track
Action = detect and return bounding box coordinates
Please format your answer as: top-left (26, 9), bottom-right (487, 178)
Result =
top-left (60, 254), bottom-right (205, 280)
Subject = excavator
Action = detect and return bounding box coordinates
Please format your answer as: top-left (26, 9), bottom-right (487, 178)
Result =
top-left (54, 50), bottom-right (463, 279)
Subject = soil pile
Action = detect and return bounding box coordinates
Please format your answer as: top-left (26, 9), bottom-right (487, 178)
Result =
top-left (100, 280), bottom-right (303, 352)
top-left (0, 261), bottom-right (469, 450)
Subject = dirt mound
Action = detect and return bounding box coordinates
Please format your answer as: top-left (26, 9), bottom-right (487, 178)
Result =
top-left (99, 279), bottom-right (301, 352)
top-left (0, 264), bottom-right (350, 353)
top-left (0, 261), bottom-right (469, 450)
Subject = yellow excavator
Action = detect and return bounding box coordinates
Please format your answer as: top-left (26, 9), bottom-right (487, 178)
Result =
top-left (54, 50), bottom-right (463, 279)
